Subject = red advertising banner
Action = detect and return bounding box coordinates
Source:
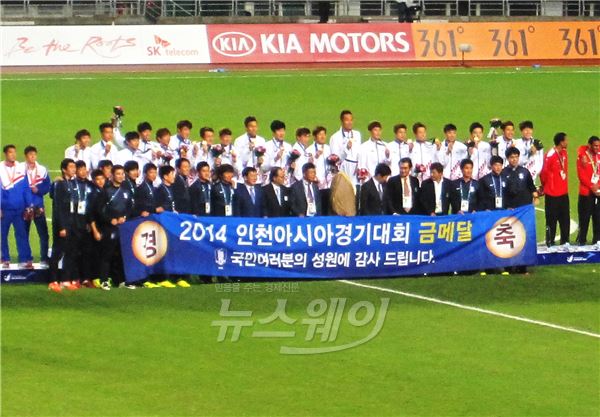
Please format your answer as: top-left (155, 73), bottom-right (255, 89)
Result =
top-left (207, 22), bottom-right (600, 64)
top-left (207, 23), bottom-right (416, 63)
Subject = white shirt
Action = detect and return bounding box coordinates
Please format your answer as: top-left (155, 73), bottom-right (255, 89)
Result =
top-left (0, 161), bottom-right (27, 190)
top-left (495, 136), bottom-right (515, 166)
top-left (291, 141), bottom-right (312, 183)
top-left (310, 142), bottom-right (332, 190)
top-left (433, 179), bottom-right (443, 213)
top-left (272, 183), bottom-right (283, 205)
top-left (234, 133), bottom-right (267, 170)
top-left (470, 141), bottom-right (492, 180)
top-left (330, 128), bottom-right (362, 185)
top-left (388, 139), bottom-right (411, 177)
top-left (90, 140), bottom-right (118, 170)
top-left (409, 140), bottom-right (438, 182)
top-left (152, 142), bottom-right (177, 168)
top-left (25, 161), bottom-right (48, 189)
top-left (303, 180), bottom-right (317, 216)
top-left (515, 137), bottom-right (544, 181)
top-left (437, 140), bottom-right (468, 180)
top-left (264, 138), bottom-right (293, 185)
top-left (115, 147), bottom-right (152, 180)
top-left (169, 135), bottom-right (193, 160)
top-left (65, 145), bottom-right (92, 170)
top-left (358, 138), bottom-right (391, 180)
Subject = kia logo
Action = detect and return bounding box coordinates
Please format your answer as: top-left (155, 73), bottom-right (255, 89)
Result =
top-left (212, 32), bottom-right (256, 57)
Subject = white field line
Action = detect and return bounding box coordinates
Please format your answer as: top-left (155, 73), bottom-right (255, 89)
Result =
top-left (340, 279), bottom-right (600, 339)
top-left (1, 69), bottom-right (598, 82)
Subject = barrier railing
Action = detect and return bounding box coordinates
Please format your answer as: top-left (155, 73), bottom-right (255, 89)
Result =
top-left (0, 0), bottom-right (597, 19)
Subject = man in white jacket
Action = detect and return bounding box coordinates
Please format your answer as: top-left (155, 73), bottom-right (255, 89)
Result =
top-left (330, 110), bottom-right (362, 185)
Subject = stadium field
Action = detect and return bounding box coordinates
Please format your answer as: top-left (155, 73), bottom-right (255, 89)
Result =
top-left (1, 66), bottom-right (599, 416)
top-left (2, 264), bottom-right (599, 416)
top-left (1, 66), bottom-right (599, 256)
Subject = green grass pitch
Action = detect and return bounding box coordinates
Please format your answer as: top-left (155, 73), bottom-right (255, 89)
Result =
top-left (1, 66), bottom-right (599, 416)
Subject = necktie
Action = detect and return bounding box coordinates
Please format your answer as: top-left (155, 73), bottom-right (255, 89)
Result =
top-left (275, 186), bottom-right (281, 205)
top-left (403, 177), bottom-right (410, 197)
top-left (307, 183), bottom-right (314, 203)
top-left (249, 186), bottom-right (255, 204)
top-left (378, 183), bottom-right (383, 199)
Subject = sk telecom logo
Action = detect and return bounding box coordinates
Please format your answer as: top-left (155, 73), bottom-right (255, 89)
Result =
top-left (147, 35), bottom-right (171, 56)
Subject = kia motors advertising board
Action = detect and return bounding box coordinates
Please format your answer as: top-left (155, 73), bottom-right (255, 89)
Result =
top-left (207, 23), bottom-right (416, 63)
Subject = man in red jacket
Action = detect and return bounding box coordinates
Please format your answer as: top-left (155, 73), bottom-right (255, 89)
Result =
top-left (540, 132), bottom-right (570, 249)
top-left (576, 136), bottom-right (600, 246)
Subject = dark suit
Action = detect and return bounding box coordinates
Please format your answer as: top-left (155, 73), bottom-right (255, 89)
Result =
top-left (134, 180), bottom-right (157, 217)
top-left (233, 183), bottom-right (263, 217)
top-left (477, 172), bottom-right (506, 211)
top-left (172, 174), bottom-right (192, 214)
top-left (290, 180), bottom-right (322, 217)
top-left (189, 179), bottom-right (212, 216)
top-left (211, 181), bottom-right (234, 217)
top-left (359, 178), bottom-right (386, 215)
top-left (419, 178), bottom-right (451, 215)
top-left (450, 179), bottom-right (479, 214)
top-left (383, 175), bottom-right (420, 215)
top-left (155, 184), bottom-right (176, 212)
top-left (262, 183), bottom-right (291, 217)
top-left (503, 165), bottom-right (537, 208)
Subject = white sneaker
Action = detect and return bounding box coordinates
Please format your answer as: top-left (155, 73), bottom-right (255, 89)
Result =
top-left (119, 282), bottom-right (136, 289)
top-left (100, 281), bottom-right (111, 291)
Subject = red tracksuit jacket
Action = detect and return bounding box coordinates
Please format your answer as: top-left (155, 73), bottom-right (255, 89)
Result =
top-left (540, 147), bottom-right (568, 197)
top-left (577, 145), bottom-right (600, 196)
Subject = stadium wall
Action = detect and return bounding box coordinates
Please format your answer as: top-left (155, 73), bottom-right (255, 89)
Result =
top-left (1, 21), bottom-right (599, 67)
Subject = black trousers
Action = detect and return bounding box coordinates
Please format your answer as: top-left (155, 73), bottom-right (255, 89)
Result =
top-left (49, 229), bottom-right (81, 282)
top-left (545, 194), bottom-right (570, 246)
top-left (98, 226), bottom-right (125, 285)
top-left (577, 194), bottom-right (600, 245)
top-left (320, 189), bottom-right (331, 216)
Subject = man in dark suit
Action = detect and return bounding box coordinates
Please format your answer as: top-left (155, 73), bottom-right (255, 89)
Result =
top-left (359, 163), bottom-right (391, 215)
top-left (233, 167), bottom-right (263, 217)
top-left (384, 157), bottom-right (420, 215)
top-left (262, 167), bottom-right (291, 217)
top-left (503, 147), bottom-right (539, 209)
top-left (477, 155), bottom-right (506, 211)
top-left (211, 164), bottom-right (235, 217)
top-left (450, 159), bottom-right (480, 214)
top-left (189, 161), bottom-right (212, 216)
top-left (419, 162), bottom-right (451, 215)
top-left (290, 162), bottom-right (322, 217)
top-left (172, 157), bottom-right (192, 214)
top-left (134, 163), bottom-right (158, 218)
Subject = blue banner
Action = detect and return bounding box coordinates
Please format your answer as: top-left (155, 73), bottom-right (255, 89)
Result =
top-left (119, 205), bottom-right (537, 282)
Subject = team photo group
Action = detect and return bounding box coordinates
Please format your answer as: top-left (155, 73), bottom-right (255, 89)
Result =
top-left (2, 108), bottom-right (599, 291)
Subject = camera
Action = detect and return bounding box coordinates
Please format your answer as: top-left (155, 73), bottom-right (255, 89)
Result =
top-left (533, 139), bottom-right (544, 151)
top-left (490, 118), bottom-right (502, 129)
top-left (113, 106), bottom-right (125, 118)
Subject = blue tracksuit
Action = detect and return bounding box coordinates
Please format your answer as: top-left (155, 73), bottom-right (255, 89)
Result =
top-left (24, 163), bottom-right (51, 262)
top-left (1, 162), bottom-right (33, 263)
